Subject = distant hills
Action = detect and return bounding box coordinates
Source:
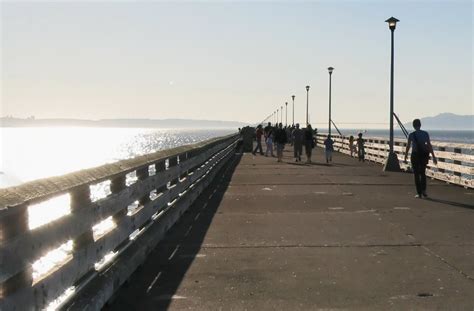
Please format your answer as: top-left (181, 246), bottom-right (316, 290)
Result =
top-left (403, 113), bottom-right (473, 130)
top-left (0, 117), bottom-right (249, 129)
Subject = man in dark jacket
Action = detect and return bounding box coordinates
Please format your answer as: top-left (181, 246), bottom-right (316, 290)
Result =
top-left (274, 123), bottom-right (287, 162)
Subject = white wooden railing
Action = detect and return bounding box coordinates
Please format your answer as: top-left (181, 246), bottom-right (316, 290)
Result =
top-left (0, 133), bottom-right (240, 310)
top-left (316, 133), bottom-right (473, 188)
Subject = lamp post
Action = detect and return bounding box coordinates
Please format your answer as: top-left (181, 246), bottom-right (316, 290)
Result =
top-left (285, 102), bottom-right (288, 126)
top-left (383, 16), bottom-right (401, 172)
top-left (305, 86), bottom-right (310, 125)
top-left (280, 105), bottom-right (283, 124)
top-left (291, 95), bottom-right (295, 126)
top-left (277, 108), bottom-right (279, 125)
top-left (328, 67), bottom-right (334, 136)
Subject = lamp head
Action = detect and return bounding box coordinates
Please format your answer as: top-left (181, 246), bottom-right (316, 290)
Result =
top-left (306, 85), bottom-right (310, 91)
top-left (292, 95), bottom-right (295, 100)
top-left (328, 67), bottom-right (334, 74)
top-left (285, 102), bottom-right (288, 106)
top-left (385, 17), bottom-right (399, 30)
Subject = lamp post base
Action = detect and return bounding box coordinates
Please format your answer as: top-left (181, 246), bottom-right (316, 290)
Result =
top-left (383, 151), bottom-right (401, 172)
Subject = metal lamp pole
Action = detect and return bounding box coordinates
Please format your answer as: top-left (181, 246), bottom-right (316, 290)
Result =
top-left (305, 86), bottom-right (310, 125)
top-left (285, 102), bottom-right (288, 126)
top-left (291, 95), bottom-right (295, 126)
top-left (328, 67), bottom-right (334, 136)
top-left (383, 16), bottom-right (401, 172)
top-left (281, 105), bottom-right (283, 124)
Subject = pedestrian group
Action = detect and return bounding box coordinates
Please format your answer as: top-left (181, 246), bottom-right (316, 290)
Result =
top-left (252, 118), bottom-right (437, 199)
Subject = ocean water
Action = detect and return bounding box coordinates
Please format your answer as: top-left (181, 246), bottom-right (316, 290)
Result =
top-left (0, 127), bottom-right (236, 189)
top-left (337, 129), bottom-right (473, 144)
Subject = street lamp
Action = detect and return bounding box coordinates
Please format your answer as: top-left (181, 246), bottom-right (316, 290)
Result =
top-left (280, 105), bottom-right (283, 124)
top-left (328, 67), bottom-right (334, 136)
top-left (383, 16), bottom-right (401, 172)
top-left (277, 108), bottom-right (279, 125)
top-left (291, 95), bottom-right (295, 126)
top-left (285, 102), bottom-right (288, 126)
top-left (305, 86), bottom-right (310, 125)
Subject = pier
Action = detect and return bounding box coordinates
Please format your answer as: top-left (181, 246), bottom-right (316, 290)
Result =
top-left (1, 133), bottom-right (473, 310)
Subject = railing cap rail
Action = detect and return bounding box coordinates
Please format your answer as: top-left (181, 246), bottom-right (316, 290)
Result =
top-left (316, 133), bottom-right (473, 149)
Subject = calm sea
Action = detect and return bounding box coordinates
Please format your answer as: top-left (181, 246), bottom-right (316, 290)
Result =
top-left (338, 129), bottom-right (474, 144)
top-left (0, 127), bottom-right (236, 189)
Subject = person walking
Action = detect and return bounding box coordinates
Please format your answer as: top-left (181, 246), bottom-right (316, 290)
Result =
top-left (324, 135), bottom-right (334, 163)
top-left (304, 124), bottom-right (315, 163)
top-left (404, 119), bottom-right (437, 198)
top-left (274, 123), bottom-right (287, 162)
top-left (356, 133), bottom-right (365, 162)
top-left (264, 122), bottom-right (275, 157)
top-left (349, 135), bottom-right (355, 157)
top-left (252, 124), bottom-right (264, 155)
top-left (292, 123), bottom-right (303, 162)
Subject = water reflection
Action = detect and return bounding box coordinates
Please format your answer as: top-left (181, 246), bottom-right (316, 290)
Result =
top-left (32, 240), bottom-right (74, 283)
top-left (0, 127), bottom-right (234, 188)
top-left (28, 194), bottom-right (71, 230)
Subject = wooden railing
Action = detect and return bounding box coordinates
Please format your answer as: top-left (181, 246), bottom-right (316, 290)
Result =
top-left (316, 133), bottom-right (473, 188)
top-left (0, 133), bottom-right (240, 310)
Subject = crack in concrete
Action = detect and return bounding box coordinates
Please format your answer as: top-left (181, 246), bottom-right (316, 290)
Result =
top-left (421, 245), bottom-right (474, 282)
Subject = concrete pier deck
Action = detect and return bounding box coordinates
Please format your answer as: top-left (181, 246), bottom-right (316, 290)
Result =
top-left (105, 147), bottom-right (474, 310)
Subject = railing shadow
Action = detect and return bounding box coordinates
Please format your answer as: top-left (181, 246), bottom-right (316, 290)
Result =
top-left (425, 197), bottom-right (474, 210)
top-left (104, 150), bottom-right (243, 310)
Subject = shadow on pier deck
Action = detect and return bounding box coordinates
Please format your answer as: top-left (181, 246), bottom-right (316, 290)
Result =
top-left (104, 147), bottom-right (474, 310)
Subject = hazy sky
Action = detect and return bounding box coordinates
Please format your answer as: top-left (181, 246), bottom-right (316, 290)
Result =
top-left (1, 0), bottom-right (472, 127)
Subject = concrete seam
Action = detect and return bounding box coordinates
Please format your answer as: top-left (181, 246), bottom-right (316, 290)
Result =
top-left (421, 245), bottom-right (474, 282)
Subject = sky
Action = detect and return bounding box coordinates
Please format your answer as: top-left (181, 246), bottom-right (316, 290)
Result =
top-left (1, 0), bottom-right (472, 128)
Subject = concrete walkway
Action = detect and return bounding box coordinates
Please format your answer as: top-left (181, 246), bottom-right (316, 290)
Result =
top-left (105, 146), bottom-right (474, 310)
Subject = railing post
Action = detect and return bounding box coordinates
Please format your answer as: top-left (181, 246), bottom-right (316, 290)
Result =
top-left (1, 265), bottom-right (33, 298)
top-left (136, 167), bottom-right (149, 181)
top-left (0, 204), bottom-right (32, 297)
top-left (155, 161), bottom-right (168, 193)
top-left (438, 147), bottom-right (445, 173)
top-left (110, 175), bottom-right (126, 194)
top-left (71, 186), bottom-right (95, 250)
top-left (179, 153), bottom-right (188, 180)
top-left (0, 204), bottom-right (29, 242)
top-left (136, 167), bottom-right (151, 205)
top-left (453, 148), bottom-right (462, 177)
top-left (70, 185), bottom-right (91, 211)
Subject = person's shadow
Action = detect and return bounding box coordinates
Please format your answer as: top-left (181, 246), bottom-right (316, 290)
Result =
top-left (425, 197), bottom-right (474, 210)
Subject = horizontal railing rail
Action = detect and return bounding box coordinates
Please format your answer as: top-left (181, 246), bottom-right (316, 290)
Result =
top-left (0, 133), bottom-right (240, 310)
top-left (316, 133), bottom-right (473, 188)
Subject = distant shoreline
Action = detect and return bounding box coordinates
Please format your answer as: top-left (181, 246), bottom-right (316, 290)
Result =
top-left (0, 117), bottom-right (248, 129)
